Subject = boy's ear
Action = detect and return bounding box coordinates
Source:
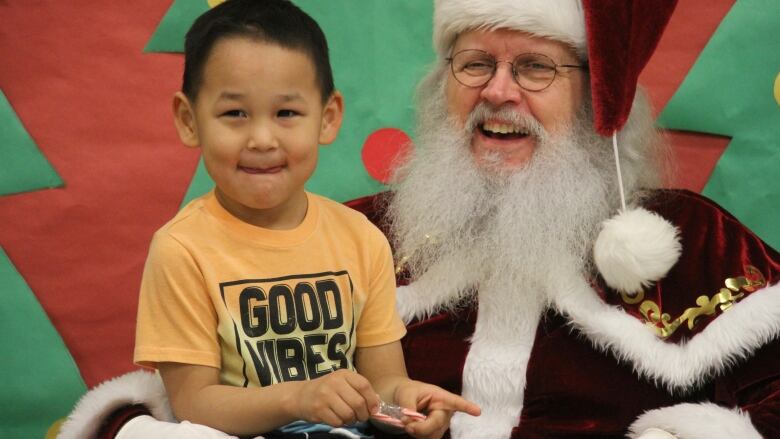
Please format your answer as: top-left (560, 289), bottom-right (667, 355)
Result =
top-left (172, 92), bottom-right (200, 148)
top-left (318, 91), bottom-right (344, 145)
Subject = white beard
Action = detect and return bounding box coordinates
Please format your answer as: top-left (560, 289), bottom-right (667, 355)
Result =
top-left (388, 82), bottom-right (618, 318)
top-left (386, 73), bottom-right (632, 438)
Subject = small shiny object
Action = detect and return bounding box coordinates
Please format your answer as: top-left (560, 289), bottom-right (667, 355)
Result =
top-left (371, 400), bottom-right (427, 428)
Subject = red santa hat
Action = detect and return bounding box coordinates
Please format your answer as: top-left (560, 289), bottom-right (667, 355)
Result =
top-left (434, 0), bottom-right (679, 135)
top-left (433, 0), bottom-right (682, 294)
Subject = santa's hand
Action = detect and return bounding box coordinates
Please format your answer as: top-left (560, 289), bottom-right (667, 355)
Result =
top-left (394, 380), bottom-right (481, 439)
top-left (636, 428), bottom-right (678, 439)
top-left (115, 415), bottom-right (242, 439)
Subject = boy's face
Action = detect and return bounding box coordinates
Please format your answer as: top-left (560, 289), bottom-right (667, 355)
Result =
top-left (173, 37), bottom-right (343, 228)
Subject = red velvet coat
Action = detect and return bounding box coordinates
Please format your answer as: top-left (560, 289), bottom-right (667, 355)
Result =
top-left (350, 189), bottom-right (780, 438)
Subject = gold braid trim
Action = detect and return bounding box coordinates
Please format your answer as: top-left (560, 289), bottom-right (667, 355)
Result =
top-left (395, 234), bottom-right (437, 275)
top-left (619, 266), bottom-right (767, 338)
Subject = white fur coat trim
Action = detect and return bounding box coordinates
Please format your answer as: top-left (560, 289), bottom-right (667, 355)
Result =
top-left (449, 282), bottom-right (542, 439)
top-left (627, 402), bottom-right (762, 439)
top-left (433, 0), bottom-right (586, 57)
top-left (551, 274), bottom-right (780, 393)
top-left (57, 370), bottom-right (173, 439)
top-left (450, 320), bottom-right (538, 439)
top-left (396, 283), bottom-right (468, 324)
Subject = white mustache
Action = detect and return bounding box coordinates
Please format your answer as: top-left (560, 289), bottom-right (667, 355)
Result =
top-left (465, 102), bottom-right (547, 139)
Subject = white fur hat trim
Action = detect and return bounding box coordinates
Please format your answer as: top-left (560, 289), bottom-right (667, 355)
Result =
top-left (594, 207), bottom-right (682, 294)
top-left (434, 0), bottom-right (587, 58)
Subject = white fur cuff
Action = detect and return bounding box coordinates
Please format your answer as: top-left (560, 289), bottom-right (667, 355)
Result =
top-left (635, 428), bottom-right (678, 439)
top-left (114, 416), bottom-right (238, 439)
top-left (57, 370), bottom-right (174, 439)
top-left (628, 402), bottom-right (762, 439)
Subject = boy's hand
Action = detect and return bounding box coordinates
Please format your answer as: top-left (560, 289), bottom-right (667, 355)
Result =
top-left (394, 380), bottom-right (481, 439)
top-left (293, 369), bottom-right (380, 427)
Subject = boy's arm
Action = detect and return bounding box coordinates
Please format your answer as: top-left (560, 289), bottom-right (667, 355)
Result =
top-left (354, 341), bottom-right (409, 402)
top-left (159, 362), bottom-right (300, 435)
top-left (159, 362), bottom-right (380, 436)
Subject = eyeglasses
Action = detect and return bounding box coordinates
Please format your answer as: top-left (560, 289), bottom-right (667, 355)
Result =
top-left (447, 49), bottom-right (587, 91)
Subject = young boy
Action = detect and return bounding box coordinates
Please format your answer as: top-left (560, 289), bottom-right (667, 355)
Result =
top-left (131, 0), bottom-right (479, 438)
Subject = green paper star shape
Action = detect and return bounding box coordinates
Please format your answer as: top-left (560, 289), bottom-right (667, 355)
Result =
top-left (658, 0), bottom-right (780, 250)
top-left (0, 90), bottom-right (64, 196)
top-left (0, 247), bottom-right (86, 439)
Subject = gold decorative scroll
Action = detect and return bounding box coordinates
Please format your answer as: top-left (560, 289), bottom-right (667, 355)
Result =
top-left (620, 266), bottom-right (767, 338)
top-left (395, 234), bottom-right (437, 275)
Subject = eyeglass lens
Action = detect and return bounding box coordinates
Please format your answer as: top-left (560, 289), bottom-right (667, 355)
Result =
top-left (450, 50), bottom-right (560, 91)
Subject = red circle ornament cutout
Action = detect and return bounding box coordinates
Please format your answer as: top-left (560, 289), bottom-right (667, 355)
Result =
top-left (361, 128), bottom-right (413, 184)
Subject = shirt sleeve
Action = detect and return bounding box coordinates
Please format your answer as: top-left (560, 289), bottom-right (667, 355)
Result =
top-left (355, 223), bottom-right (407, 347)
top-left (134, 231), bottom-right (221, 369)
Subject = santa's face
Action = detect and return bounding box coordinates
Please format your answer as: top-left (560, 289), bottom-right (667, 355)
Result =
top-left (446, 29), bottom-right (586, 170)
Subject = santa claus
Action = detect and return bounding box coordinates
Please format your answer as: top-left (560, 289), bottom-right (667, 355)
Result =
top-left (58, 0), bottom-right (780, 438)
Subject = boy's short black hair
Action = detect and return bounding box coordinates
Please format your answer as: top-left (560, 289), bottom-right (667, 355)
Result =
top-left (182, 0), bottom-right (334, 102)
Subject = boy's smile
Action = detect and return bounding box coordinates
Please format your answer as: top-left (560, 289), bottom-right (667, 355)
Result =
top-left (173, 37), bottom-right (343, 229)
top-left (239, 166), bottom-right (283, 174)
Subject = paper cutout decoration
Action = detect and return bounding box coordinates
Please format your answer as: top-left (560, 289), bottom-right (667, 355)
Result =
top-left (0, 247), bottom-right (86, 439)
top-left (362, 128), bottom-right (412, 184)
top-left (774, 72), bottom-right (780, 106)
top-left (147, 0), bottom-right (431, 205)
top-left (45, 419), bottom-right (65, 439)
top-left (658, 0), bottom-right (780, 251)
top-left (144, 0), bottom-right (209, 53)
top-left (0, 90), bottom-right (64, 196)
top-left (180, 157), bottom-right (211, 208)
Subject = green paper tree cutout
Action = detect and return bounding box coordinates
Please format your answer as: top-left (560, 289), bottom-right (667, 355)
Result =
top-left (0, 90), bottom-right (64, 196)
top-left (658, 0), bottom-right (780, 250)
top-left (146, 0), bottom-right (434, 205)
top-left (0, 247), bottom-right (86, 439)
top-left (144, 0), bottom-right (210, 53)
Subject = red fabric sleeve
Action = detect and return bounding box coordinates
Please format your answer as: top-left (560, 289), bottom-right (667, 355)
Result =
top-left (96, 404), bottom-right (151, 439)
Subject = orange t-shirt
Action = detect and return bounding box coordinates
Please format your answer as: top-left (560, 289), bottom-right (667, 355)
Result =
top-left (134, 190), bottom-right (406, 388)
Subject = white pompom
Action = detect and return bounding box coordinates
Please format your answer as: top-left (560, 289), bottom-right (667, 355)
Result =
top-left (593, 207), bottom-right (681, 294)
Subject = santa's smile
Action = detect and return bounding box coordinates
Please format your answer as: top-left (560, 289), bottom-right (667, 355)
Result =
top-left (478, 121), bottom-right (530, 140)
top-left (471, 120), bottom-right (536, 167)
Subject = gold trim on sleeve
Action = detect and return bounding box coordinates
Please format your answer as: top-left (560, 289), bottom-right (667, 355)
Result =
top-left (619, 266), bottom-right (767, 338)
top-left (395, 234), bottom-right (437, 275)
